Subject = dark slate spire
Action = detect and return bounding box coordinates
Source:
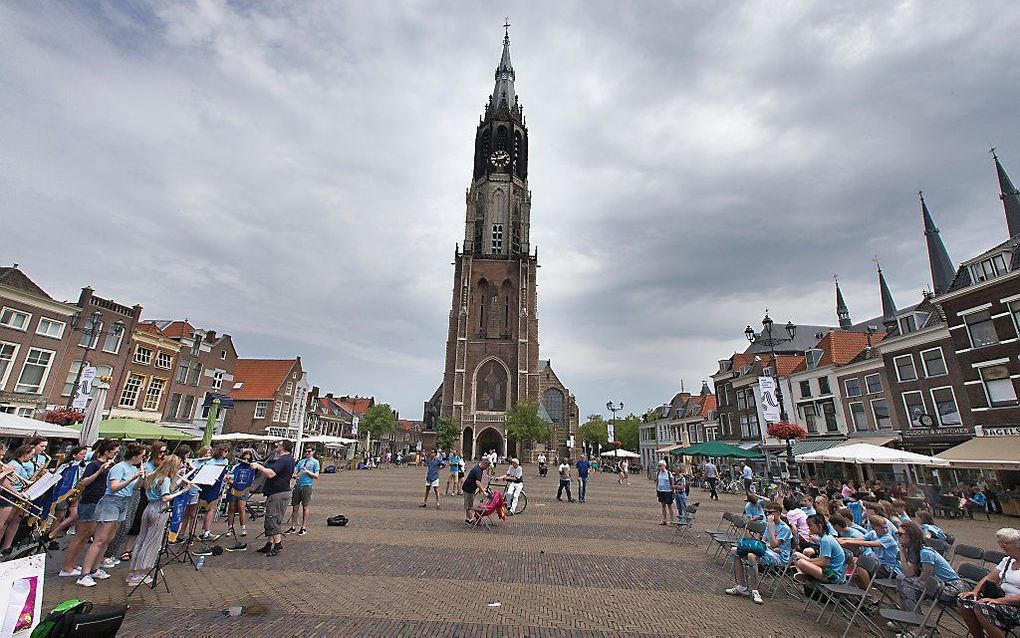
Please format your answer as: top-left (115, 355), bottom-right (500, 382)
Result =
top-left (700, 380), bottom-right (711, 396)
top-left (491, 21), bottom-right (515, 111)
top-left (992, 148), bottom-right (1020, 237)
top-left (876, 260), bottom-right (897, 330)
top-left (920, 191), bottom-right (956, 295)
top-left (834, 275), bottom-right (852, 329)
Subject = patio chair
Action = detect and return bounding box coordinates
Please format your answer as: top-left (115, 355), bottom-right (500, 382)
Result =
top-left (924, 537), bottom-right (951, 558)
top-left (704, 512), bottom-right (735, 552)
top-left (951, 544), bottom-right (984, 568)
top-left (761, 554), bottom-right (800, 601)
top-left (714, 518), bottom-right (750, 564)
top-left (957, 562), bottom-right (990, 590)
top-left (879, 579), bottom-right (945, 637)
top-left (821, 554), bottom-right (883, 638)
top-left (723, 520), bottom-right (766, 568)
top-left (671, 504), bottom-right (700, 545)
top-left (983, 549), bottom-right (1007, 568)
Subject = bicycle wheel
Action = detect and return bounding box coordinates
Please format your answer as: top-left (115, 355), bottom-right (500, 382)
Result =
top-left (512, 491), bottom-right (527, 514)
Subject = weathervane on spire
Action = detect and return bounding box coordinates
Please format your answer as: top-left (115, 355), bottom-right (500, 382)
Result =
top-left (504, 17), bottom-right (511, 40)
top-left (873, 255), bottom-right (881, 272)
top-left (991, 146), bottom-right (998, 160)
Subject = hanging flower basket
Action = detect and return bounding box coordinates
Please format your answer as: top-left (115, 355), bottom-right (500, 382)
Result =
top-left (43, 408), bottom-right (85, 426)
top-left (608, 440), bottom-right (622, 448)
top-left (767, 420), bottom-right (807, 441)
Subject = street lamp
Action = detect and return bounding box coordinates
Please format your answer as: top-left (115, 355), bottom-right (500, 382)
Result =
top-left (745, 311), bottom-right (797, 481)
top-left (67, 311), bottom-right (125, 409)
top-left (606, 400), bottom-right (622, 450)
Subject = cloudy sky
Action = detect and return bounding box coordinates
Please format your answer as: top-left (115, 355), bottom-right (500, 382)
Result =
top-left (4, 1), bottom-right (1019, 420)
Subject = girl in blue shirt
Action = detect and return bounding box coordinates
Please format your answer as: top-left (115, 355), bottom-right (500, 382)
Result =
top-left (915, 510), bottom-right (947, 541)
top-left (226, 450), bottom-right (257, 538)
top-left (126, 455), bottom-right (192, 586)
top-left (839, 514), bottom-right (903, 579)
top-left (895, 520), bottom-right (963, 610)
top-left (726, 500), bottom-right (791, 604)
top-left (794, 513), bottom-right (847, 585)
top-left (0, 445), bottom-right (38, 556)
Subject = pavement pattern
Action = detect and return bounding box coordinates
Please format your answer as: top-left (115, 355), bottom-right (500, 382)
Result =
top-left (39, 465), bottom-right (1016, 637)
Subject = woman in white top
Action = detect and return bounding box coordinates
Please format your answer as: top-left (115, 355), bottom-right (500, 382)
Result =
top-left (958, 527), bottom-right (1020, 637)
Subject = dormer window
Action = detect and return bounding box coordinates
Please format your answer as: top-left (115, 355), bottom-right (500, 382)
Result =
top-left (763, 367), bottom-right (773, 377)
top-left (968, 252), bottom-right (1009, 284)
top-left (897, 311), bottom-right (930, 334)
top-left (740, 365), bottom-right (752, 375)
top-left (805, 349), bottom-right (823, 369)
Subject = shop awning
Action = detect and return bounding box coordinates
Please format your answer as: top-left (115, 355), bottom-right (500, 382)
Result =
top-left (936, 436), bottom-right (1020, 470)
top-left (671, 440), bottom-right (763, 459)
top-left (0, 412), bottom-right (81, 439)
top-left (655, 443), bottom-right (685, 454)
top-left (70, 418), bottom-right (197, 441)
top-left (796, 442), bottom-right (948, 466)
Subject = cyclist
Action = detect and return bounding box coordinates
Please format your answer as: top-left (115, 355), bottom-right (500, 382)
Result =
top-left (492, 458), bottom-right (524, 514)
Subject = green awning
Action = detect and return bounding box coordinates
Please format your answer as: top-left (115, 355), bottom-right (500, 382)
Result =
top-left (70, 418), bottom-right (197, 442)
top-left (671, 440), bottom-right (763, 459)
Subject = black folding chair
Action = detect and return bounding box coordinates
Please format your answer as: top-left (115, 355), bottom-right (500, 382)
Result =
top-left (704, 512), bottom-right (736, 552)
top-left (671, 504), bottom-right (700, 545)
top-left (816, 554), bottom-right (883, 637)
top-left (983, 549), bottom-right (1007, 568)
top-left (924, 537), bottom-right (950, 558)
top-left (951, 544), bottom-right (984, 568)
top-left (879, 579), bottom-right (945, 637)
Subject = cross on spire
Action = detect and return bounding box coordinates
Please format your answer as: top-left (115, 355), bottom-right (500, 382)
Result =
top-left (504, 16), bottom-right (511, 39)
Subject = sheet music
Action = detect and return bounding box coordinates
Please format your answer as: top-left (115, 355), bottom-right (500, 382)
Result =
top-left (23, 469), bottom-right (62, 501)
top-left (192, 463), bottom-right (226, 486)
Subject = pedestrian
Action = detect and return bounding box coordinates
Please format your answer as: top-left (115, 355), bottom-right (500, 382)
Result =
top-left (250, 440), bottom-right (295, 557)
top-left (461, 458), bottom-right (489, 523)
top-left (287, 446), bottom-right (320, 535)
top-left (420, 448), bottom-right (446, 509)
top-left (704, 460), bottom-right (719, 500)
top-left (673, 465), bottom-right (688, 520)
top-left (537, 452), bottom-right (547, 477)
top-left (655, 460), bottom-right (675, 525)
top-left (741, 461), bottom-right (753, 493)
top-left (556, 459), bottom-right (574, 502)
top-left (445, 448), bottom-right (463, 496)
top-left (575, 455), bottom-right (591, 504)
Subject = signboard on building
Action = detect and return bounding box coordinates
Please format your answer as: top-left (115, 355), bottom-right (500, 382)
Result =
top-left (71, 366), bottom-right (97, 410)
top-left (975, 425), bottom-right (1020, 437)
top-left (758, 376), bottom-right (781, 423)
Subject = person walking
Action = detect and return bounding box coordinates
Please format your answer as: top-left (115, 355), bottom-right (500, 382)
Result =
top-left (741, 461), bottom-right (754, 493)
top-left (250, 440), bottom-right (295, 557)
top-left (575, 455), bottom-right (591, 504)
top-left (445, 449), bottom-right (462, 496)
top-left (704, 460), bottom-right (719, 500)
top-left (287, 447), bottom-right (320, 535)
top-left (556, 459), bottom-right (574, 502)
top-left (420, 449), bottom-right (446, 509)
top-left (655, 460), bottom-right (676, 525)
top-left (461, 458), bottom-right (489, 523)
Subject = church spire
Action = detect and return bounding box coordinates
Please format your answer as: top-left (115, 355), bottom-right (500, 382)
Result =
top-left (920, 191), bottom-right (956, 295)
top-left (834, 275), bottom-right (852, 329)
top-left (992, 148), bottom-right (1020, 238)
top-left (876, 260), bottom-right (897, 330)
top-left (491, 20), bottom-right (516, 112)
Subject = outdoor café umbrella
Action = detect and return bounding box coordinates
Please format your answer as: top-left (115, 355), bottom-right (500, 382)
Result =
top-left (600, 449), bottom-right (640, 459)
top-left (670, 440), bottom-right (763, 459)
top-left (71, 418), bottom-right (197, 442)
top-left (78, 385), bottom-right (107, 447)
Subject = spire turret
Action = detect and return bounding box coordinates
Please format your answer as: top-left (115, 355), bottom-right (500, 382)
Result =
top-left (834, 275), bottom-right (852, 329)
top-left (992, 149), bottom-right (1020, 238)
top-left (491, 21), bottom-right (516, 114)
top-left (876, 260), bottom-right (897, 330)
top-left (920, 191), bottom-right (956, 295)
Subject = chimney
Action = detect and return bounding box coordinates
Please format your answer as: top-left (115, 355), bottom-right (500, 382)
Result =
top-left (206, 330), bottom-right (217, 342)
top-left (326, 392), bottom-right (333, 399)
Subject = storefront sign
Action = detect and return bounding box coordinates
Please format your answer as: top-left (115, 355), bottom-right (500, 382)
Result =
top-left (975, 425), bottom-right (1020, 437)
top-left (902, 426), bottom-right (968, 439)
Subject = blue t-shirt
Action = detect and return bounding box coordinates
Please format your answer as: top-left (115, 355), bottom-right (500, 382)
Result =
top-left (885, 518), bottom-right (899, 537)
top-left (8, 461), bottom-right (32, 482)
top-left (576, 460), bottom-right (590, 478)
top-left (921, 523), bottom-right (946, 541)
top-left (744, 499), bottom-right (765, 520)
top-left (106, 461), bottom-right (138, 497)
top-left (295, 458), bottom-right (320, 487)
top-left (146, 476), bottom-right (171, 502)
top-left (766, 520), bottom-right (793, 564)
top-left (231, 464), bottom-right (257, 492)
top-left (143, 460), bottom-right (157, 475)
top-left (448, 455), bottom-right (462, 473)
top-left (839, 526), bottom-right (865, 540)
top-left (425, 456), bottom-right (446, 482)
top-left (865, 529), bottom-right (901, 573)
top-left (819, 534), bottom-right (846, 579)
top-left (847, 501), bottom-right (865, 525)
top-left (920, 546), bottom-right (959, 582)
top-left (971, 492), bottom-right (987, 506)
top-left (656, 471), bottom-right (672, 492)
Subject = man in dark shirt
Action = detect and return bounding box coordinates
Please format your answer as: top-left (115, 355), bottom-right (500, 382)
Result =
top-left (251, 440), bottom-right (295, 556)
top-left (575, 455), bottom-right (591, 503)
top-left (461, 458), bottom-right (489, 524)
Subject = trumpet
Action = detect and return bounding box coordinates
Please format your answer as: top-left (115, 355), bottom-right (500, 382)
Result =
top-left (0, 482), bottom-right (41, 518)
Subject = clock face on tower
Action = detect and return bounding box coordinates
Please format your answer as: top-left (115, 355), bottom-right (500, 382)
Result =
top-left (489, 149), bottom-right (511, 168)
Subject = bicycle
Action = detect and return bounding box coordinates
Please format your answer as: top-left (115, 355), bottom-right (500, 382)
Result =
top-left (486, 479), bottom-right (528, 515)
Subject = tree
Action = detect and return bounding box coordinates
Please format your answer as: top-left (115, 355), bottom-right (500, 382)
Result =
top-left (578, 414), bottom-right (608, 447)
top-left (505, 401), bottom-right (551, 455)
top-left (435, 415), bottom-right (461, 451)
top-left (612, 413), bottom-right (641, 452)
top-left (361, 403), bottom-right (396, 440)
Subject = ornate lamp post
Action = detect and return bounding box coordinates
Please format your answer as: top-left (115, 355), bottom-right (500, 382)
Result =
top-left (606, 400), bottom-right (623, 449)
top-left (66, 311), bottom-right (124, 409)
top-left (745, 312), bottom-right (797, 481)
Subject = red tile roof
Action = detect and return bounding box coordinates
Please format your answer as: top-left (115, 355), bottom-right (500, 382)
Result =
top-left (338, 396), bottom-right (374, 415)
top-left (231, 359), bottom-right (297, 401)
top-left (819, 330), bottom-right (886, 366)
top-left (698, 394), bottom-right (717, 417)
top-left (135, 323), bottom-right (162, 336)
top-left (160, 320), bottom-right (195, 339)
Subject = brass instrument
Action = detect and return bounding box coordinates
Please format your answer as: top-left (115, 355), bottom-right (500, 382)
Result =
top-left (53, 458), bottom-right (113, 506)
top-left (0, 481), bottom-right (41, 518)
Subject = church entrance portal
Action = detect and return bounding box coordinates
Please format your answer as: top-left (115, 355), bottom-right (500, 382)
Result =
top-left (476, 427), bottom-right (503, 460)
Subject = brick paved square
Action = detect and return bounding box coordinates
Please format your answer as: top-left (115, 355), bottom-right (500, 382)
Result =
top-left (39, 466), bottom-right (1015, 636)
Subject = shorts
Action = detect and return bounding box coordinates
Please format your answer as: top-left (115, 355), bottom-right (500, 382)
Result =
top-left (95, 495), bottom-right (131, 523)
top-left (77, 502), bottom-right (98, 523)
top-left (229, 488), bottom-right (251, 501)
top-left (657, 490), bottom-right (674, 505)
top-left (291, 485), bottom-right (313, 507)
top-left (264, 491), bottom-right (289, 536)
top-left (426, 479), bottom-right (439, 488)
top-left (463, 492), bottom-right (476, 511)
top-left (760, 550), bottom-right (784, 568)
top-left (821, 565), bottom-right (845, 584)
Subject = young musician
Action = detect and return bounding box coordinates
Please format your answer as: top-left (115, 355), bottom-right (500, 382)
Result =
top-left (1, 445), bottom-right (39, 555)
top-left (46, 446), bottom-right (89, 548)
top-left (126, 455), bottom-right (191, 586)
top-left (250, 440), bottom-right (295, 557)
top-left (60, 440), bottom-right (119, 578)
top-left (78, 444), bottom-right (146, 587)
top-left (225, 450), bottom-right (257, 540)
top-left (197, 445), bottom-right (230, 541)
top-left (174, 445), bottom-right (201, 541)
top-left (287, 447), bottom-right (320, 536)
top-left (115, 441), bottom-right (166, 562)
top-left (0, 444), bottom-right (15, 547)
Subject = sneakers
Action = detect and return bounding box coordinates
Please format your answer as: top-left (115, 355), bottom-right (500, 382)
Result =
top-left (224, 543), bottom-right (248, 552)
top-left (239, 526), bottom-right (246, 537)
top-left (725, 586), bottom-right (749, 596)
top-left (91, 569), bottom-right (111, 580)
top-left (226, 527), bottom-right (236, 538)
top-left (751, 590), bottom-right (763, 604)
top-left (100, 558), bottom-right (119, 569)
top-left (297, 528), bottom-right (307, 536)
top-left (193, 547), bottom-right (214, 557)
top-left (76, 575), bottom-right (96, 587)
top-left (58, 567), bottom-right (82, 577)
top-left (199, 531), bottom-right (221, 541)
top-left (284, 527), bottom-right (296, 535)
top-left (256, 542), bottom-right (272, 554)
top-left (126, 575), bottom-right (152, 586)
top-left (266, 543), bottom-right (281, 557)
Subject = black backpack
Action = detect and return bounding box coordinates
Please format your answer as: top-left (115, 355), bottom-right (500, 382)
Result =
top-left (327, 514), bottom-right (349, 527)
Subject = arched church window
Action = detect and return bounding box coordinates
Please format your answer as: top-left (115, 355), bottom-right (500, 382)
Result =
top-left (543, 388), bottom-right (565, 424)
top-left (491, 224), bottom-right (503, 253)
top-left (496, 126), bottom-right (508, 151)
top-left (476, 360), bottom-right (508, 412)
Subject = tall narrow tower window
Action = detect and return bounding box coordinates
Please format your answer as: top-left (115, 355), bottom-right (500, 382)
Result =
top-left (492, 224), bottom-right (504, 253)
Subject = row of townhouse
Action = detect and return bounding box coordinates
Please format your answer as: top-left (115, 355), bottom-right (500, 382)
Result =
top-left (0, 268), bottom-right (310, 438)
top-left (639, 382), bottom-right (718, 469)
top-left (705, 152), bottom-right (1020, 477)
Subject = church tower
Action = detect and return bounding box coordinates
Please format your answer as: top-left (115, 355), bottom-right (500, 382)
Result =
top-left (439, 27), bottom-right (541, 459)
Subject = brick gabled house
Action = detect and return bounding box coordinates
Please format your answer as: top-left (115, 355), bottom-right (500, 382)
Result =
top-left (110, 322), bottom-right (180, 421)
top-left (225, 358), bottom-right (303, 436)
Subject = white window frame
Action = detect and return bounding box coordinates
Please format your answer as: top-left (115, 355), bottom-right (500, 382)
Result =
top-left (864, 373), bottom-right (883, 394)
top-left (119, 373), bottom-right (146, 408)
top-left (254, 401), bottom-right (268, 419)
top-left (134, 345), bottom-right (153, 366)
top-left (805, 349), bottom-right (822, 369)
top-left (491, 224), bottom-right (504, 253)
top-left (894, 354), bottom-right (918, 382)
top-left (155, 351), bottom-right (173, 370)
top-left (979, 365), bottom-right (1018, 408)
top-left (35, 317), bottom-right (66, 339)
top-left (848, 400), bottom-right (867, 432)
top-left (844, 378), bottom-right (862, 398)
top-left (14, 347), bottom-right (55, 394)
top-left (870, 398), bottom-right (892, 429)
top-left (964, 310), bottom-right (1000, 349)
top-left (16, 407), bottom-right (32, 418)
top-left (919, 347), bottom-right (948, 378)
top-left (0, 307), bottom-right (31, 332)
top-left (62, 361), bottom-right (113, 397)
top-left (142, 377), bottom-right (167, 411)
top-left (285, 381), bottom-right (293, 396)
top-left (220, 350), bottom-right (227, 360)
top-left (212, 371), bottom-right (223, 390)
top-left (0, 341), bottom-right (20, 389)
top-left (78, 317), bottom-right (102, 348)
top-left (901, 390), bottom-right (927, 428)
top-left (102, 328), bottom-right (123, 354)
top-left (273, 400), bottom-right (283, 422)
top-left (929, 385), bottom-right (962, 427)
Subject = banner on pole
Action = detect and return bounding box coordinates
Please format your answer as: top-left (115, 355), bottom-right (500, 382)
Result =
top-left (351, 416), bottom-right (359, 437)
top-left (606, 423), bottom-right (615, 443)
top-left (166, 491), bottom-right (190, 543)
top-left (758, 376), bottom-right (781, 423)
top-left (71, 366), bottom-right (97, 410)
